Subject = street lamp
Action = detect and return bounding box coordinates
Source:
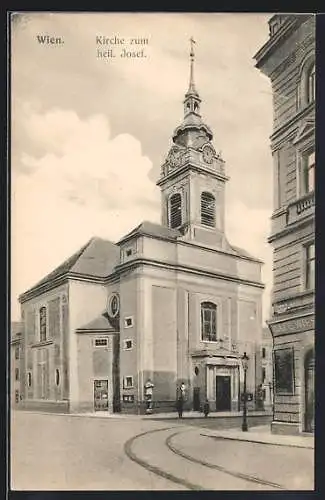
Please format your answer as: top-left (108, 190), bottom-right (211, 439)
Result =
top-left (241, 352), bottom-right (249, 432)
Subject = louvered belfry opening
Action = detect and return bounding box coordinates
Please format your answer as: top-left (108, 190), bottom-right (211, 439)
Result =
top-left (201, 191), bottom-right (215, 227)
top-left (169, 193), bottom-right (182, 228)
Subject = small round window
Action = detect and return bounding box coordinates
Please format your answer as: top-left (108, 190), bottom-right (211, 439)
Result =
top-left (108, 294), bottom-right (120, 318)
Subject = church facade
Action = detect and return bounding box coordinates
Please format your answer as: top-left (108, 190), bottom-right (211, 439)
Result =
top-left (17, 45), bottom-right (265, 414)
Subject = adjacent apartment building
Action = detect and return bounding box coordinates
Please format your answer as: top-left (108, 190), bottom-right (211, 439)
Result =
top-left (255, 14), bottom-right (315, 434)
top-left (14, 45), bottom-right (265, 415)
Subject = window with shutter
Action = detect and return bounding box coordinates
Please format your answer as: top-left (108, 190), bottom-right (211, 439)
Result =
top-left (169, 193), bottom-right (182, 228)
top-left (201, 192), bottom-right (216, 227)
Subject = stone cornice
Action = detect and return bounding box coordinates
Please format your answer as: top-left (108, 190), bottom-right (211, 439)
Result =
top-left (114, 257), bottom-right (264, 290)
top-left (156, 161), bottom-right (229, 187)
top-left (254, 15), bottom-right (311, 71)
top-left (268, 212), bottom-right (314, 243)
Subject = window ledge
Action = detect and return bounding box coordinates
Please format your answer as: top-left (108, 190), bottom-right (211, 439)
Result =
top-left (30, 339), bottom-right (53, 348)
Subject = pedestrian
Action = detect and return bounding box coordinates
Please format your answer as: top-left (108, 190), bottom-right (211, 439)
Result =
top-left (203, 399), bottom-right (210, 418)
top-left (176, 397), bottom-right (183, 418)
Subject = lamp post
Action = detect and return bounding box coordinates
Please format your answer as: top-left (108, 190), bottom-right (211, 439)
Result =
top-left (241, 352), bottom-right (249, 432)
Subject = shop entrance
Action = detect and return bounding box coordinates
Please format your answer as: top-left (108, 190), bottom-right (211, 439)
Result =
top-left (94, 380), bottom-right (109, 411)
top-left (216, 375), bottom-right (231, 411)
top-left (304, 350), bottom-right (314, 433)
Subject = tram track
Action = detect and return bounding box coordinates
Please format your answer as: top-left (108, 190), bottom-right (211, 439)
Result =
top-left (123, 425), bottom-right (286, 491)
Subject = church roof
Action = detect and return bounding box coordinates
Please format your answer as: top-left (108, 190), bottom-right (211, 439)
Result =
top-left (21, 237), bottom-right (120, 297)
top-left (76, 311), bottom-right (117, 332)
top-left (118, 220), bottom-right (181, 244)
top-left (230, 245), bottom-right (263, 263)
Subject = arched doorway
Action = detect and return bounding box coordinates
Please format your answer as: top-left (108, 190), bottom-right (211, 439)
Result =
top-left (304, 349), bottom-right (314, 433)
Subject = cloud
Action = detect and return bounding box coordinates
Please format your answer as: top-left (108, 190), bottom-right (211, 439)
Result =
top-left (11, 106), bottom-right (160, 319)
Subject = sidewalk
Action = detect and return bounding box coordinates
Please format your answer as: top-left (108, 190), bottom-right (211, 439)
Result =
top-left (147, 410), bottom-right (271, 419)
top-left (201, 424), bottom-right (314, 449)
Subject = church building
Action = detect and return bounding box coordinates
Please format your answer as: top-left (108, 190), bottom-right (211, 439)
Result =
top-left (17, 43), bottom-right (265, 414)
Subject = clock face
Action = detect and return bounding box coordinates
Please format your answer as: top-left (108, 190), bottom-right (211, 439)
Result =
top-left (202, 146), bottom-right (214, 164)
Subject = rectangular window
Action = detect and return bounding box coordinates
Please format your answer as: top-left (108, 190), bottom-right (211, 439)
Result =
top-left (123, 339), bottom-right (133, 350)
top-left (274, 348), bottom-right (294, 394)
top-left (201, 302), bottom-right (217, 342)
top-left (305, 242), bottom-right (315, 290)
top-left (124, 376), bottom-right (134, 389)
top-left (262, 347), bottom-right (266, 359)
top-left (304, 151), bottom-right (315, 193)
top-left (39, 306), bottom-right (47, 342)
top-left (15, 347), bottom-right (20, 360)
top-left (15, 368), bottom-right (19, 381)
top-left (15, 390), bottom-right (19, 403)
top-left (124, 317), bottom-right (134, 328)
top-left (126, 248), bottom-right (133, 257)
top-left (94, 338), bottom-right (108, 347)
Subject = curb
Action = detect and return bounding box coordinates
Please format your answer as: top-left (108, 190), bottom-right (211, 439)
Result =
top-left (201, 432), bottom-right (314, 449)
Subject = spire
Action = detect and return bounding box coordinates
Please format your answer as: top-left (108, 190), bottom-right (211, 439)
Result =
top-left (187, 37), bottom-right (198, 96)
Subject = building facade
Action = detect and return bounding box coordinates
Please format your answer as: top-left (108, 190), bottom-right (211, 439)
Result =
top-left (10, 322), bottom-right (23, 406)
top-left (255, 14), bottom-right (315, 434)
top-left (16, 46), bottom-right (265, 414)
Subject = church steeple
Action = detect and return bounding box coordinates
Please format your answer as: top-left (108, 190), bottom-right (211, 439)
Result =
top-left (184, 37), bottom-right (201, 117)
top-left (157, 38), bottom-right (229, 249)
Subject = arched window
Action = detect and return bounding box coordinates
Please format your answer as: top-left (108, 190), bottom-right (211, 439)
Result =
top-left (201, 192), bottom-right (216, 227)
top-left (297, 57), bottom-right (315, 109)
top-left (307, 64), bottom-right (315, 104)
top-left (169, 193), bottom-right (182, 228)
top-left (201, 301), bottom-right (217, 342)
top-left (39, 306), bottom-right (47, 342)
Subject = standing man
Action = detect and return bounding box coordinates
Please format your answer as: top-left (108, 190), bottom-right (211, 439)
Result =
top-left (144, 378), bottom-right (154, 414)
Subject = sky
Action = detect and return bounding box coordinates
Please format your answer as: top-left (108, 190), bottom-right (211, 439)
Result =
top-left (11, 12), bottom-right (274, 322)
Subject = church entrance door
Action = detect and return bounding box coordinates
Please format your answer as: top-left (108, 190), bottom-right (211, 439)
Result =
top-left (193, 387), bottom-right (200, 411)
top-left (216, 375), bottom-right (231, 411)
top-left (94, 380), bottom-right (109, 411)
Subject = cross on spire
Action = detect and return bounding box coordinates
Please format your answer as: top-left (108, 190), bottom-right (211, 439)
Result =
top-left (188, 36), bottom-right (197, 95)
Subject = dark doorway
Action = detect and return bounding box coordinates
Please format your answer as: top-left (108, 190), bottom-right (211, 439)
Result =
top-left (94, 380), bottom-right (109, 411)
top-left (193, 387), bottom-right (201, 411)
top-left (304, 350), bottom-right (314, 433)
top-left (216, 376), bottom-right (231, 411)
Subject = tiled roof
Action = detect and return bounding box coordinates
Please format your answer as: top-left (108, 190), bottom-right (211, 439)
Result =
top-left (76, 312), bottom-right (117, 331)
top-left (24, 237), bottom-right (120, 292)
top-left (118, 220), bottom-right (181, 244)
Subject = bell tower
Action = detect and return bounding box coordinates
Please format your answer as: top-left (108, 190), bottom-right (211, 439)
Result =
top-left (157, 38), bottom-right (229, 249)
